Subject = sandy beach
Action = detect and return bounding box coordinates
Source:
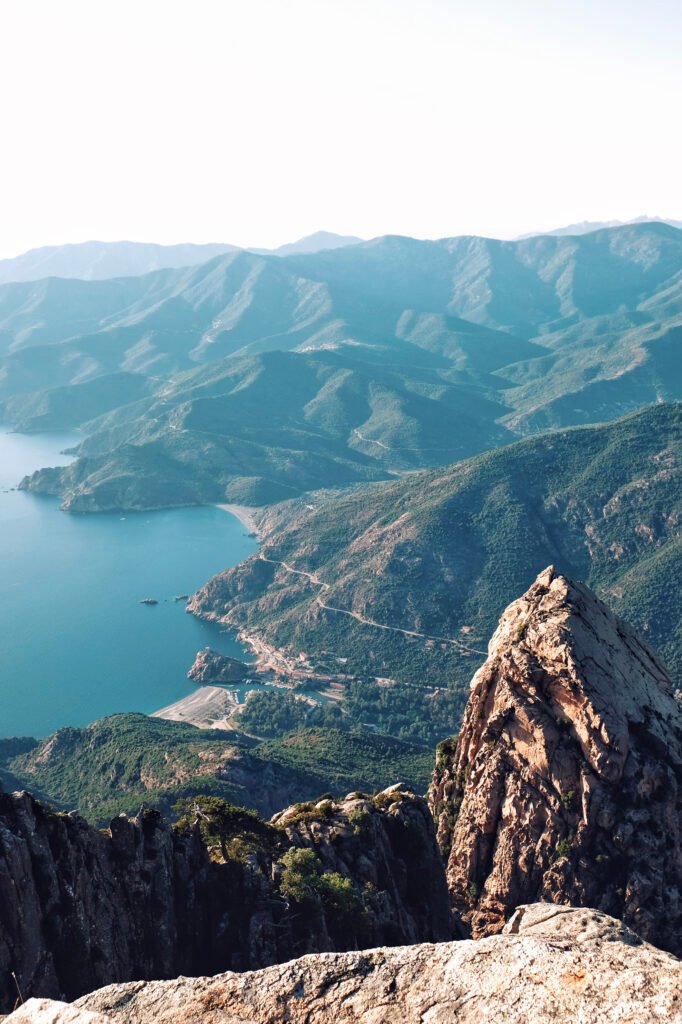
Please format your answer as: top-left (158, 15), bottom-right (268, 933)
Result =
top-left (152, 685), bottom-right (240, 730)
top-left (215, 503), bottom-right (262, 538)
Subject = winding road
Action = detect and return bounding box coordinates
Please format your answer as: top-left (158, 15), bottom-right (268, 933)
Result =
top-left (259, 554), bottom-right (488, 657)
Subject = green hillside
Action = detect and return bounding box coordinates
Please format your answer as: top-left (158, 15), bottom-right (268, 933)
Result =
top-left (19, 349), bottom-right (511, 509)
top-left (189, 402), bottom-right (682, 742)
top-left (1, 713), bottom-right (433, 825)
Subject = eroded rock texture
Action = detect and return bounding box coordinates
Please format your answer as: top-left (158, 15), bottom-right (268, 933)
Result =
top-left (11, 905), bottom-right (681, 1023)
top-left (0, 786), bottom-right (450, 1012)
top-left (429, 565), bottom-right (682, 952)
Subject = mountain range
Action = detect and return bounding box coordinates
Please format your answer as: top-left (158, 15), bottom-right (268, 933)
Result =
top-left (1, 219), bottom-right (679, 755)
top-left (0, 231), bottom-right (364, 284)
top-left (6, 220), bottom-right (682, 510)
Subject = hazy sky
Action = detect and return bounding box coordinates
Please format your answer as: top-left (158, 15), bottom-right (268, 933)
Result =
top-left (0, 0), bottom-right (680, 256)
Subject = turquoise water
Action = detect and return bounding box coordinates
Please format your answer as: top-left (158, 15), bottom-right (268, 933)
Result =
top-left (0, 430), bottom-right (257, 738)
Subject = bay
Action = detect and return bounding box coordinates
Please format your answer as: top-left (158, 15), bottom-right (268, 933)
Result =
top-left (0, 429), bottom-right (257, 738)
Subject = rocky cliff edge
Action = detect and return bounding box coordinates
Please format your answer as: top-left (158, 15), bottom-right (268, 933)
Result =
top-left (8, 904), bottom-right (682, 1023)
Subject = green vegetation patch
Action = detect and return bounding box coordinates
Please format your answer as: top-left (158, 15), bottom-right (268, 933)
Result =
top-left (255, 726), bottom-right (434, 795)
top-left (2, 713), bottom-right (435, 826)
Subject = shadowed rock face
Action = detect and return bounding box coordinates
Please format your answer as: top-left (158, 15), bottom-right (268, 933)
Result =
top-left (10, 905), bottom-right (682, 1023)
top-left (429, 566), bottom-right (682, 952)
top-left (0, 786), bottom-right (451, 1012)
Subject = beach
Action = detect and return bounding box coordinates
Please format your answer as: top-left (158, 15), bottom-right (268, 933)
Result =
top-left (151, 684), bottom-right (240, 730)
top-left (215, 503), bottom-right (262, 537)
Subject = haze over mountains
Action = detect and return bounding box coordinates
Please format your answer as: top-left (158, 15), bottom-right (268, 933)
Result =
top-left (518, 215), bottom-right (682, 239)
top-left (6, 223), bottom-right (678, 511)
top-left (0, 231), bottom-right (364, 285)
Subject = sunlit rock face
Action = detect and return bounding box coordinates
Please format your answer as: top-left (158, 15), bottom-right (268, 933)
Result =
top-left (429, 566), bottom-right (682, 954)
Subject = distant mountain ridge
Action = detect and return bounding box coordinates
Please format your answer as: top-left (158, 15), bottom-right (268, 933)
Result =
top-left (0, 232), bottom-right (364, 284)
top-left (518, 215), bottom-right (682, 238)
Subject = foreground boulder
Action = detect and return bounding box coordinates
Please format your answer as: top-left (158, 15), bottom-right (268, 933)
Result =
top-left (0, 786), bottom-right (450, 1012)
top-left (429, 565), bottom-right (682, 953)
top-left (9, 905), bottom-right (682, 1023)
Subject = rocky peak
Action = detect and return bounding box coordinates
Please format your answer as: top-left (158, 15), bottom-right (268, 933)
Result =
top-left (429, 565), bottom-right (682, 952)
top-left (273, 784), bottom-right (453, 948)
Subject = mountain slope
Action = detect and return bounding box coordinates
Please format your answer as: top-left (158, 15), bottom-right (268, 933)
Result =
top-left (0, 222), bottom-right (679, 400)
top-left (18, 348), bottom-right (512, 508)
top-left (187, 402), bottom-right (682, 739)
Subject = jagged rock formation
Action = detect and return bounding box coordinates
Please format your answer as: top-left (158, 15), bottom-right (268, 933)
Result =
top-left (10, 905), bottom-right (682, 1023)
top-left (429, 566), bottom-right (682, 953)
top-left (0, 786), bottom-right (450, 1013)
top-left (187, 649), bottom-right (249, 684)
top-left (272, 784), bottom-right (453, 950)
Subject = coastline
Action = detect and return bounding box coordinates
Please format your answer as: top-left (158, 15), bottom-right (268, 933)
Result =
top-left (215, 503), bottom-right (262, 538)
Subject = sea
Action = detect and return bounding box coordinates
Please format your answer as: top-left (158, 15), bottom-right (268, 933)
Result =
top-left (0, 429), bottom-right (258, 738)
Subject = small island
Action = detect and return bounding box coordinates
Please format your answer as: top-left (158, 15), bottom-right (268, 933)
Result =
top-left (140, 598), bottom-right (159, 606)
top-left (187, 648), bottom-right (252, 684)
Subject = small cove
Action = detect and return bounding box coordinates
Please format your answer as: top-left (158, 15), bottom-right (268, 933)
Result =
top-left (0, 429), bottom-right (258, 737)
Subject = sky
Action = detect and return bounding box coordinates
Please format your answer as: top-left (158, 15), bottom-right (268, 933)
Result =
top-left (0, 0), bottom-right (680, 257)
